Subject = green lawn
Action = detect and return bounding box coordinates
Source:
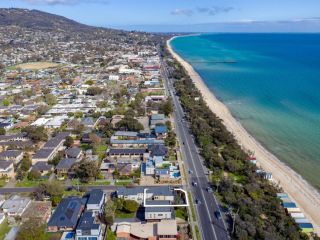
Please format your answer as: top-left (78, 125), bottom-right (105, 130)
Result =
top-left (0, 179), bottom-right (7, 187)
top-left (0, 219), bottom-right (11, 239)
top-left (71, 179), bottom-right (110, 186)
top-left (63, 190), bottom-right (85, 197)
top-left (115, 210), bottom-right (135, 219)
top-left (15, 178), bottom-right (45, 187)
top-left (188, 192), bottom-right (196, 222)
top-left (93, 144), bottom-right (108, 158)
top-left (115, 180), bottom-right (133, 186)
top-left (195, 225), bottom-right (201, 240)
top-left (106, 228), bottom-right (116, 240)
top-left (44, 232), bottom-right (62, 240)
top-left (175, 207), bottom-right (188, 221)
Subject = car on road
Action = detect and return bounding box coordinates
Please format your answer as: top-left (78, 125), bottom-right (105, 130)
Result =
top-left (188, 169), bottom-right (193, 174)
top-left (192, 181), bottom-right (197, 186)
top-left (214, 211), bottom-right (222, 220)
top-left (206, 187), bottom-right (213, 193)
top-left (195, 199), bottom-right (201, 204)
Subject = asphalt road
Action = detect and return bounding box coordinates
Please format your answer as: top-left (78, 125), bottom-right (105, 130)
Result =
top-left (161, 60), bottom-right (230, 240)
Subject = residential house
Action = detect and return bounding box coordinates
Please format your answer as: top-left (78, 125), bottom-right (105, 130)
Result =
top-left (0, 150), bottom-right (23, 164)
top-left (154, 125), bottom-right (168, 138)
top-left (47, 197), bottom-right (86, 232)
top-left (55, 158), bottom-right (77, 178)
top-left (2, 195), bottom-right (31, 217)
top-left (117, 187), bottom-right (145, 204)
top-left (65, 147), bottom-right (82, 159)
top-left (0, 160), bottom-right (14, 179)
top-left (75, 210), bottom-right (103, 240)
top-left (115, 220), bottom-right (178, 240)
top-left (108, 148), bottom-right (147, 160)
top-left (145, 201), bottom-right (174, 221)
top-left (86, 189), bottom-right (105, 215)
top-left (31, 162), bottom-right (53, 176)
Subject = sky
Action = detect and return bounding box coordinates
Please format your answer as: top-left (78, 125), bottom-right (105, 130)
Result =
top-left (2, 0), bottom-right (320, 32)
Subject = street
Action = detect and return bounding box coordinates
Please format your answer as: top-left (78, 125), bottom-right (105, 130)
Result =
top-left (161, 59), bottom-right (230, 240)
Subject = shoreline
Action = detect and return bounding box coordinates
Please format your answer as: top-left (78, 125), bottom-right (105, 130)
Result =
top-left (167, 36), bottom-right (320, 234)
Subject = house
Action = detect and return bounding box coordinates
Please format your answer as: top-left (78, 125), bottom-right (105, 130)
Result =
top-left (86, 189), bottom-right (105, 215)
top-left (2, 195), bottom-right (31, 217)
top-left (149, 145), bottom-right (168, 158)
top-left (47, 197), bottom-right (86, 232)
top-left (81, 117), bottom-right (96, 129)
top-left (108, 148), bottom-right (147, 160)
top-left (145, 201), bottom-right (174, 220)
top-left (21, 201), bottom-right (52, 223)
top-left (0, 150), bottom-right (23, 164)
top-left (32, 132), bottom-right (70, 164)
top-left (75, 210), bottom-right (103, 240)
top-left (117, 162), bottom-right (132, 176)
top-left (113, 131), bottom-right (138, 140)
top-left (0, 160), bottom-right (14, 178)
top-left (65, 147), bottom-right (82, 159)
top-left (115, 220), bottom-right (178, 240)
top-left (150, 114), bottom-right (166, 129)
top-left (111, 115), bottom-right (124, 128)
top-left (155, 168), bottom-right (170, 180)
top-left (146, 186), bottom-right (175, 202)
top-left (145, 160), bottom-right (155, 175)
top-left (110, 139), bottom-right (164, 148)
top-left (154, 125), bottom-right (168, 138)
top-left (31, 162), bottom-right (53, 175)
top-left (55, 158), bottom-right (77, 178)
top-left (117, 187), bottom-right (145, 204)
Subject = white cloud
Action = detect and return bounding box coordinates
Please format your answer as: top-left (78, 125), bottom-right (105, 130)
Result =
top-left (171, 9), bottom-right (194, 17)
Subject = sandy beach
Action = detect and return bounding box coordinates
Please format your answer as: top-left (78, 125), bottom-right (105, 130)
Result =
top-left (167, 37), bottom-right (320, 234)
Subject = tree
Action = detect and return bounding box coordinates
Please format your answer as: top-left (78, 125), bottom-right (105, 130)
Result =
top-left (122, 199), bottom-right (139, 213)
top-left (37, 181), bottom-right (64, 206)
top-left (103, 200), bottom-right (117, 226)
top-left (159, 98), bottom-right (173, 116)
top-left (64, 136), bottom-right (74, 148)
top-left (44, 93), bottom-right (57, 106)
top-left (16, 221), bottom-right (46, 240)
top-left (73, 160), bottom-right (99, 182)
top-left (116, 117), bottom-right (144, 131)
top-left (89, 133), bottom-right (102, 145)
top-left (0, 128), bottom-right (5, 135)
top-left (2, 98), bottom-right (10, 106)
top-left (20, 154), bottom-right (32, 172)
top-left (86, 87), bottom-right (103, 96)
top-left (74, 111), bottom-right (83, 119)
top-left (22, 126), bottom-right (48, 142)
top-left (85, 80), bottom-right (94, 85)
top-left (37, 105), bottom-right (50, 115)
top-left (27, 169), bottom-right (41, 180)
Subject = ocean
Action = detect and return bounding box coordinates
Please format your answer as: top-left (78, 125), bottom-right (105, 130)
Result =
top-left (171, 34), bottom-right (320, 189)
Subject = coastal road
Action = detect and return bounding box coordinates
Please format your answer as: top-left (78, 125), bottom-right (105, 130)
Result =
top-left (161, 58), bottom-right (230, 240)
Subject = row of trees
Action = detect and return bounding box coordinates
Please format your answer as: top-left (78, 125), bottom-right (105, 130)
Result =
top-left (167, 51), bottom-right (310, 239)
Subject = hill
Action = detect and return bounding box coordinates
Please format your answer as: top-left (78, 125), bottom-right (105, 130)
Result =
top-left (0, 8), bottom-right (101, 32)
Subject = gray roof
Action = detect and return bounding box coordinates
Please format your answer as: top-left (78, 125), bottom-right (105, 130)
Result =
top-left (145, 200), bottom-right (173, 212)
top-left (109, 148), bottom-right (147, 155)
top-left (151, 114), bottom-right (165, 120)
top-left (0, 160), bottom-right (13, 169)
top-left (114, 131), bottom-right (138, 137)
top-left (56, 158), bottom-right (77, 170)
top-left (148, 186), bottom-right (173, 197)
top-left (80, 117), bottom-right (95, 126)
top-left (110, 139), bottom-right (164, 145)
top-left (149, 145), bottom-right (168, 157)
top-left (43, 132), bottom-right (70, 149)
top-left (33, 148), bottom-right (54, 159)
top-left (87, 189), bottom-right (104, 205)
top-left (65, 147), bottom-right (81, 158)
top-left (32, 162), bottom-right (53, 171)
top-left (76, 210), bottom-right (100, 231)
top-left (47, 197), bottom-right (84, 229)
top-left (0, 150), bottom-right (23, 158)
top-left (117, 186), bottom-right (144, 196)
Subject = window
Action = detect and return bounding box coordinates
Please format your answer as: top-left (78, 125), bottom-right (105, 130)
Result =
top-left (88, 237), bottom-right (97, 240)
top-left (77, 237), bottom-right (87, 240)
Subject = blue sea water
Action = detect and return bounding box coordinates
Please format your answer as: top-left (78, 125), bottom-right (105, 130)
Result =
top-left (171, 34), bottom-right (320, 189)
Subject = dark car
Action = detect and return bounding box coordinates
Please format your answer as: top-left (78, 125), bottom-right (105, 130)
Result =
top-left (214, 211), bottom-right (222, 220)
top-left (195, 199), bottom-right (201, 204)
